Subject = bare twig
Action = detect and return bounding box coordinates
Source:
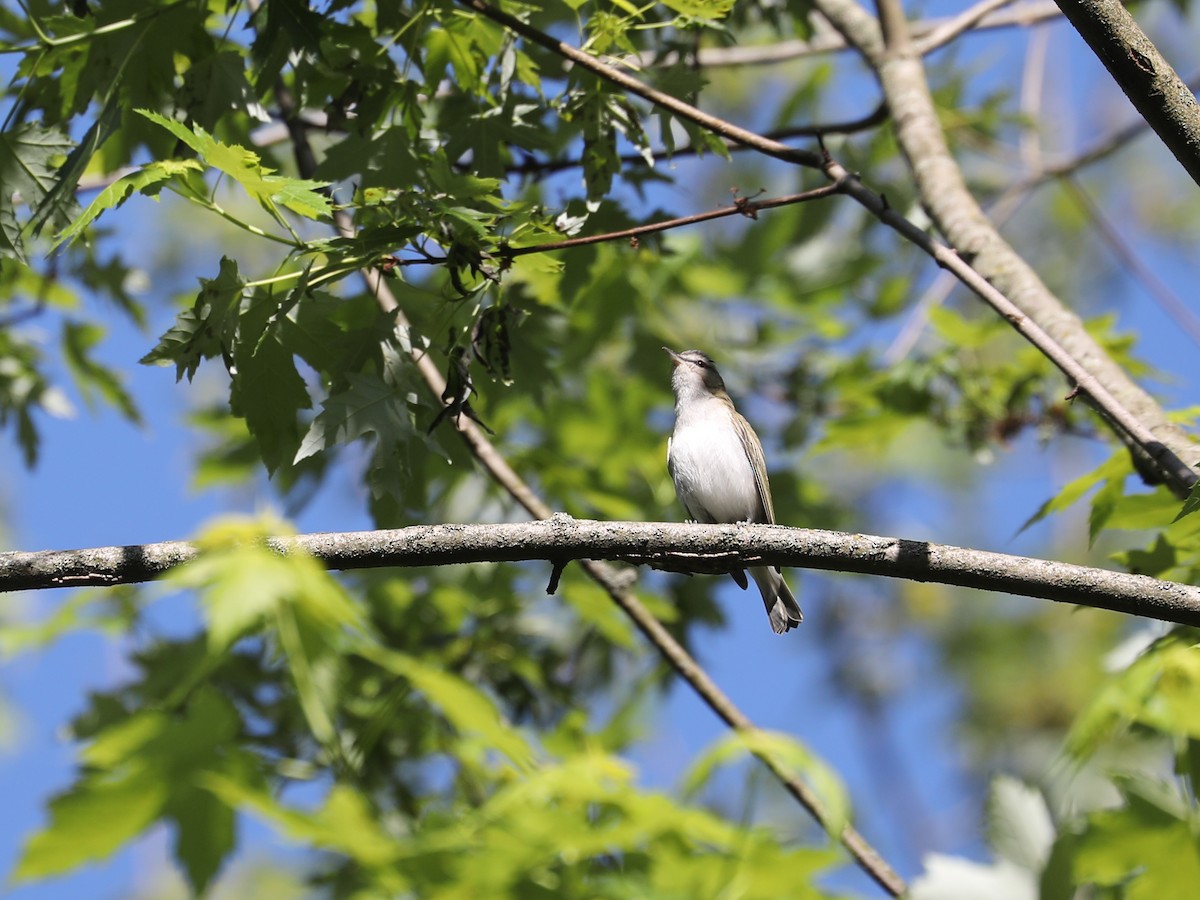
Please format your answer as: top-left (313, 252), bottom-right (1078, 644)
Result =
top-left (1061, 177), bottom-right (1200, 348)
top-left (1029, 113), bottom-right (1149, 183)
top-left (6, 519), bottom-right (1200, 626)
top-left (0, 299), bottom-right (47, 329)
top-left (504, 103), bottom-right (889, 178)
top-left (912, 0), bottom-right (1017, 54)
top-left (501, 186), bottom-right (839, 259)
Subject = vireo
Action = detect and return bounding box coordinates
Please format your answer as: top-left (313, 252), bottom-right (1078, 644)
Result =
top-left (664, 347), bottom-right (803, 634)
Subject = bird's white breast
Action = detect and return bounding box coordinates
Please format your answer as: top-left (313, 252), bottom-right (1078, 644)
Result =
top-left (668, 402), bottom-right (760, 524)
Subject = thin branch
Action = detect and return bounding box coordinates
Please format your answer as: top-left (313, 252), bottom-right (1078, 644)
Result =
top-left (1052, 0), bottom-right (1200, 189)
top-left (1061, 177), bottom-right (1200, 348)
top-left (882, 187), bottom-right (1030, 364)
top-left (0, 298), bottom-right (47, 329)
top-left (775, 101), bottom-right (891, 139)
top-left (501, 186), bottom-right (839, 259)
top-left (459, 0), bottom-right (822, 168)
top-left (998, 74), bottom-right (1194, 198)
top-left (1029, 110), bottom-right (1150, 183)
top-left (6, 519), bottom-right (1200, 626)
top-left (912, 0), bottom-right (1017, 54)
top-left (503, 102), bottom-right (889, 178)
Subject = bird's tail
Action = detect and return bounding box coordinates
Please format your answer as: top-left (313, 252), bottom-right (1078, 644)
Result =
top-left (750, 566), bottom-right (803, 634)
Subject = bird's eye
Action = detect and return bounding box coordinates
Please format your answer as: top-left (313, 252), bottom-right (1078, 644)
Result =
top-left (694, 360), bottom-right (707, 369)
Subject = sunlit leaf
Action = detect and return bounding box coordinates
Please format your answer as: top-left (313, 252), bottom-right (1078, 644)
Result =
top-left (1071, 775), bottom-right (1200, 900)
top-left (361, 644), bottom-right (538, 771)
top-left (1065, 630), bottom-right (1200, 760)
top-left (137, 109), bottom-right (331, 221)
top-left (14, 770), bottom-right (169, 882)
top-left (202, 777), bottom-right (399, 868)
top-left (1175, 479), bottom-right (1200, 522)
top-left (53, 159), bottom-right (202, 250)
top-left (661, 0), bottom-right (735, 19)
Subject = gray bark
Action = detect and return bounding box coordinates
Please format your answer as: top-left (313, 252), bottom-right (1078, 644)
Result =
top-left (4, 517), bottom-right (1199, 626)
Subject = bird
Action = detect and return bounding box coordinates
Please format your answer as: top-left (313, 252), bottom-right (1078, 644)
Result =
top-left (663, 347), bottom-right (803, 634)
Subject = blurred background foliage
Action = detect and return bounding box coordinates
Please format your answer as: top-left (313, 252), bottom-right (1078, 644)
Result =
top-left (3, 0), bottom-right (1200, 896)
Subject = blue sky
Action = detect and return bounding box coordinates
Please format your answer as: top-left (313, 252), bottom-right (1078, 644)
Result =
top-left (5, 5), bottom-right (1200, 898)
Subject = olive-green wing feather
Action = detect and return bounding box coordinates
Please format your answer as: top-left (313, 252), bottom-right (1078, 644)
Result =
top-left (733, 411), bottom-right (775, 524)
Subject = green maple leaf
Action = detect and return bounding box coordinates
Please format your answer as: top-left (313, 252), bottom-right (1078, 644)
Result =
top-left (141, 257), bottom-right (246, 381)
top-left (53, 158), bottom-right (203, 250)
top-left (137, 109), bottom-right (331, 223)
top-left (0, 123), bottom-right (75, 260)
top-left (294, 374), bottom-right (413, 464)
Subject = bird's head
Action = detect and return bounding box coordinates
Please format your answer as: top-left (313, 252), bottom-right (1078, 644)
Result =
top-left (663, 347), bottom-right (729, 402)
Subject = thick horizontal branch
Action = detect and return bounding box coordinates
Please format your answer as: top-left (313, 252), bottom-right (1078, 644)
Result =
top-left (4, 518), bottom-right (1199, 626)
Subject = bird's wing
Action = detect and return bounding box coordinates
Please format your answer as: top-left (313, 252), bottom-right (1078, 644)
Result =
top-left (735, 411), bottom-right (775, 524)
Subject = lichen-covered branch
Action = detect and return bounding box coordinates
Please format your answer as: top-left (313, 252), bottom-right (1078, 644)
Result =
top-left (5, 518), bottom-right (1199, 627)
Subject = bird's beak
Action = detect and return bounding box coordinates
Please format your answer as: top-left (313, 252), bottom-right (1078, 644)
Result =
top-left (663, 346), bottom-right (683, 367)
